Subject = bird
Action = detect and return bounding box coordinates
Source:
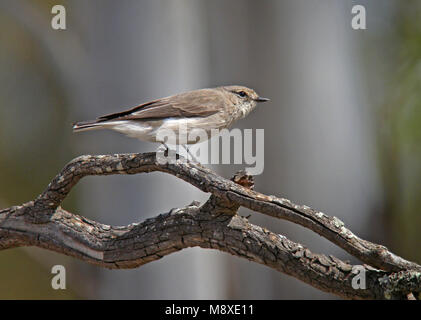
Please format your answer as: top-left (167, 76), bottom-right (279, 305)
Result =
top-left (73, 85), bottom-right (269, 157)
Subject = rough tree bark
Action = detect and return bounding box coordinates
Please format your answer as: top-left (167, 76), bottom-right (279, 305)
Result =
top-left (0, 152), bottom-right (420, 299)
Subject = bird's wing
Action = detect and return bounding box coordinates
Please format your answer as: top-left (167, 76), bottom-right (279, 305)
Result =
top-left (98, 89), bottom-right (224, 122)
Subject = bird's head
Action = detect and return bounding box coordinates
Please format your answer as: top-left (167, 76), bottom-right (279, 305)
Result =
top-left (224, 85), bottom-right (269, 103)
top-left (222, 85), bottom-right (269, 117)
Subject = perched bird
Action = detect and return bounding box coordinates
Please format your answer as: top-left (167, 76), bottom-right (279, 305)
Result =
top-left (73, 85), bottom-right (269, 147)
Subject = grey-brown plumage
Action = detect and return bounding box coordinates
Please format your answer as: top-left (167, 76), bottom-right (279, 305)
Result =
top-left (73, 85), bottom-right (269, 144)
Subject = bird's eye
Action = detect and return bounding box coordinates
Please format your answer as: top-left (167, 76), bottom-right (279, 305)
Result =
top-left (236, 91), bottom-right (247, 98)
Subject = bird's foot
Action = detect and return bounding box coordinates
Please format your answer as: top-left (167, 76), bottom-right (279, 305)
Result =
top-left (183, 145), bottom-right (200, 163)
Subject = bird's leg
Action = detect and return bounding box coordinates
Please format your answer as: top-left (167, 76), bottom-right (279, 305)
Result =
top-left (156, 142), bottom-right (177, 164)
top-left (161, 142), bottom-right (182, 161)
top-left (160, 142), bottom-right (169, 157)
top-left (183, 144), bottom-right (199, 163)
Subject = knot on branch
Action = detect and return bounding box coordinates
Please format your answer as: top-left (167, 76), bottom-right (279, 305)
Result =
top-left (24, 199), bottom-right (57, 224)
top-left (232, 170), bottom-right (255, 190)
top-left (200, 170), bottom-right (254, 216)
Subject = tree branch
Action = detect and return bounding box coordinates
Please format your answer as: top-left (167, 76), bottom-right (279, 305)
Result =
top-left (1, 152), bottom-right (420, 299)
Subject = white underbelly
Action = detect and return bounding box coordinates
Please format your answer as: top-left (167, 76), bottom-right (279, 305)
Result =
top-left (109, 115), bottom-right (229, 145)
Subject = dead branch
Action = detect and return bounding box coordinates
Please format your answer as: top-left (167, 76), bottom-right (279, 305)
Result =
top-left (1, 152), bottom-right (420, 299)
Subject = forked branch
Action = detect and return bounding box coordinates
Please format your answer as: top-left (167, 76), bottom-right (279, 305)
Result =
top-left (0, 152), bottom-right (420, 299)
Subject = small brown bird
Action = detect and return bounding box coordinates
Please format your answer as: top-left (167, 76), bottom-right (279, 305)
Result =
top-left (73, 85), bottom-right (269, 145)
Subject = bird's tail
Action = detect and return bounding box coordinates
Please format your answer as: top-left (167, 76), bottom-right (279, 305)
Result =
top-left (72, 120), bottom-right (106, 132)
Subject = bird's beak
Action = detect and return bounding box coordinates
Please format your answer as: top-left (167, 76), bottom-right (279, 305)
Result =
top-left (255, 97), bottom-right (270, 102)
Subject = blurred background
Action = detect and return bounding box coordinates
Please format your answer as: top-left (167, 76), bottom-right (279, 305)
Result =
top-left (0, 0), bottom-right (420, 299)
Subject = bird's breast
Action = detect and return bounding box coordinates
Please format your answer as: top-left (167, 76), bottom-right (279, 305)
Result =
top-left (233, 102), bottom-right (255, 120)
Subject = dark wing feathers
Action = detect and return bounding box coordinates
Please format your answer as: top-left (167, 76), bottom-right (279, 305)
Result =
top-left (98, 100), bottom-right (159, 121)
top-left (97, 89), bottom-right (223, 122)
